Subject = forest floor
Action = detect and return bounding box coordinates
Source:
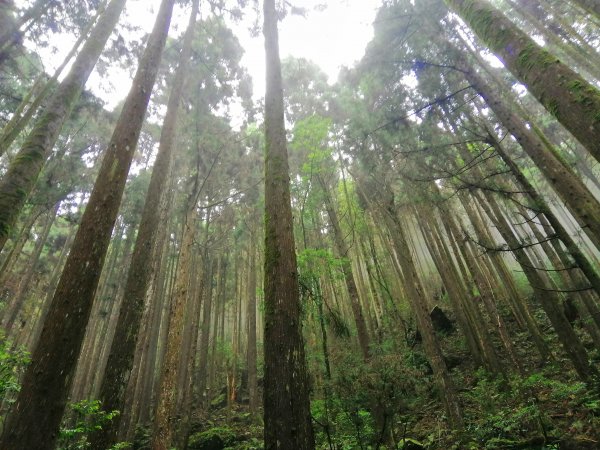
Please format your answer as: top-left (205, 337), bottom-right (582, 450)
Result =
top-left (164, 320), bottom-right (600, 449)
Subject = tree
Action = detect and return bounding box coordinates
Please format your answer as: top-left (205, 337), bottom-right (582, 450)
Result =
top-left (0, 0), bottom-right (175, 447)
top-left (442, 0), bottom-right (600, 163)
top-left (572, 0), bottom-right (600, 19)
top-left (0, 0), bottom-right (128, 251)
top-left (262, 0), bottom-right (315, 448)
top-left (89, 1), bottom-right (200, 447)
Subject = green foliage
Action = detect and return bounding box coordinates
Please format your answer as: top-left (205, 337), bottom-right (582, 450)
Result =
top-left (57, 399), bottom-right (126, 450)
top-left (465, 369), bottom-right (600, 448)
top-left (311, 340), bottom-right (427, 449)
top-left (0, 331), bottom-right (30, 414)
top-left (297, 248), bottom-right (346, 282)
top-left (187, 426), bottom-right (237, 450)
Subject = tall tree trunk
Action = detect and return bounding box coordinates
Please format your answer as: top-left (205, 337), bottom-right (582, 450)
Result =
top-left (459, 194), bottom-right (551, 359)
top-left (505, 0), bottom-right (599, 81)
top-left (0, 1), bottom-right (174, 447)
top-left (0, 2), bottom-right (103, 156)
top-left (383, 202), bottom-right (464, 427)
top-left (247, 231), bottom-right (258, 416)
top-left (196, 256), bottom-right (217, 411)
top-left (443, 0), bottom-right (600, 161)
top-left (317, 175), bottom-right (371, 360)
top-left (3, 203), bottom-right (57, 334)
top-left (571, 0), bottom-right (600, 19)
top-left (0, 0), bottom-right (128, 252)
top-left (90, 1), bottom-right (198, 447)
top-left (152, 199), bottom-right (199, 449)
top-left (416, 206), bottom-right (488, 370)
top-left (456, 59), bottom-right (600, 249)
top-left (262, 0), bottom-right (315, 448)
top-left (28, 225), bottom-right (75, 352)
top-left (476, 192), bottom-right (596, 381)
top-left (487, 130), bottom-right (600, 298)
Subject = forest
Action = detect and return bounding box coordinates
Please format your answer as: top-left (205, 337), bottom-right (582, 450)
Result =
top-left (0, 0), bottom-right (600, 448)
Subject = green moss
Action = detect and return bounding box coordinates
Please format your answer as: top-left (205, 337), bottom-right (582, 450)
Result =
top-left (547, 99), bottom-right (560, 119)
top-left (460, 1), bottom-right (511, 50)
top-left (517, 44), bottom-right (536, 71)
top-left (515, 43), bottom-right (557, 76)
top-left (567, 79), bottom-right (600, 111)
top-left (188, 426), bottom-right (237, 450)
top-left (13, 147), bottom-right (45, 166)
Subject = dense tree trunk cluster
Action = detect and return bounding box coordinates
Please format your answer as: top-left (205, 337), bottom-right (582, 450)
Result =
top-left (0, 0), bottom-right (599, 448)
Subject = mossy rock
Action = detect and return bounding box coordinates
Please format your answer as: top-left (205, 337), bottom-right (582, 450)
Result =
top-left (188, 426), bottom-right (237, 450)
top-left (210, 393), bottom-right (227, 410)
top-left (398, 437), bottom-right (425, 449)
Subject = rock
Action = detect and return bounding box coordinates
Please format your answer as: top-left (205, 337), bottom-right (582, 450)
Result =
top-left (188, 426), bottom-right (237, 450)
top-left (430, 305), bottom-right (455, 334)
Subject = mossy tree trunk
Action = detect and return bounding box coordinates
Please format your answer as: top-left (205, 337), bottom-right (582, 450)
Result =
top-left (458, 60), bottom-right (600, 249)
top-left (0, 0), bottom-right (174, 447)
top-left (152, 203), bottom-right (198, 450)
top-left (572, 0), bottom-right (600, 19)
top-left (262, 0), bottom-right (315, 448)
top-left (317, 174), bottom-right (371, 360)
top-left (247, 228), bottom-right (259, 415)
top-left (443, 0), bottom-right (600, 162)
top-left (476, 191), bottom-right (596, 381)
top-left (0, 0), bottom-right (127, 252)
top-left (90, 1), bottom-right (199, 447)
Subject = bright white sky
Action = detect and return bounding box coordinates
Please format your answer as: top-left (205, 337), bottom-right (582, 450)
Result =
top-left (22, 0), bottom-right (381, 111)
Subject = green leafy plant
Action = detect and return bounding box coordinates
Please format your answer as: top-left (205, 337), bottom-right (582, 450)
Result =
top-left (57, 399), bottom-right (127, 450)
top-left (0, 330), bottom-right (30, 414)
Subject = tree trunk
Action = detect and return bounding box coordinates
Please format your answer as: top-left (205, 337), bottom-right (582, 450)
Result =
top-left (0, 0), bottom-right (128, 252)
top-left (476, 191), bottom-right (596, 381)
top-left (383, 202), bottom-right (464, 428)
top-left (0, 2), bottom-right (103, 156)
top-left (262, 0), bottom-right (315, 448)
top-left (458, 60), bottom-right (600, 249)
top-left (571, 0), bottom-right (600, 19)
top-left (247, 231), bottom-right (258, 415)
top-left (317, 174), bottom-right (371, 360)
top-left (0, 1), bottom-right (174, 447)
top-left (3, 203), bottom-right (57, 335)
top-left (488, 130), bottom-right (600, 298)
top-left (443, 0), bottom-right (600, 161)
top-left (90, 1), bottom-right (198, 446)
top-left (152, 200), bottom-right (198, 449)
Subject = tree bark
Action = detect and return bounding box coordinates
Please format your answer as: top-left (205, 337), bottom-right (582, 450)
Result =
top-left (90, 1), bottom-right (199, 447)
top-left (0, 0), bottom-right (128, 251)
top-left (476, 191), bottom-right (596, 381)
top-left (263, 0), bottom-right (315, 448)
top-left (247, 230), bottom-right (258, 415)
top-left (152, 200), bottom-right (199, 449)
top-left (571, 0), bottom-right (600, 19)
top-left (0, 0), bottom-right (173, 447)
top-left (443, 0), bottom-right (600, 162)
top-left (458, 60), bottom-right (600, 249)
top-left (317, 174), bottom-right (371, 360)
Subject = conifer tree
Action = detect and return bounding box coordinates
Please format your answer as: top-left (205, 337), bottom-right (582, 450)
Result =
top-left (442, 0), bottom-right (600, 163)
top-left (0, 0), bottom-right (175, 447)
top-left (262, 0), bottom-right (315, 448)
top-left (90, 1), bottom-right (200, 447)
top-left (0, 0), bottom-right (128, 251)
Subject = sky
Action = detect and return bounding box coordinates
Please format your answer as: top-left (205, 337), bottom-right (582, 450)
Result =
top-left (20, 0), bottom-right (381, 110)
